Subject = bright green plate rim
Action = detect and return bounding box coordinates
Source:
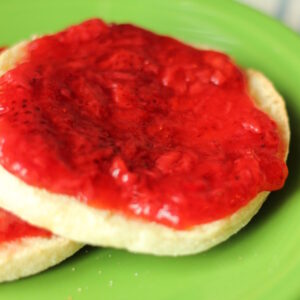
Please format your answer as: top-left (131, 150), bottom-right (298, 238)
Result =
top-left (0, 1), bottom-right (300, 300)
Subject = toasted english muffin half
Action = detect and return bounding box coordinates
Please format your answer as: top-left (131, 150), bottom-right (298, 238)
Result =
top-left (0, 42), bottom-right (290, 256)
top-left (0, 235), bottom-right (82, 282)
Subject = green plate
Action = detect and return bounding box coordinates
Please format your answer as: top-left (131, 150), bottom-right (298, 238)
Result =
top-left (1, 1), bottom-right (300, 299)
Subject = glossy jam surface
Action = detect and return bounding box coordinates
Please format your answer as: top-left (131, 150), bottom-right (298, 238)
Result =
top-left (0, 208), bottom-right (51, 243)
top-left (0, 19), bottom-right (287, 229)
top-left (0, 47), bottom-right (51, 244)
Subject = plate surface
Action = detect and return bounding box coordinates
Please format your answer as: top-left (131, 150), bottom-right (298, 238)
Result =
top-left (0, 1), bottom-right (300, 299)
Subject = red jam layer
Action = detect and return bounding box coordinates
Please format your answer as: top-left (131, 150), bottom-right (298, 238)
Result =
top-left (0, 208), bottom-right (51, 244)
top-left (0, 19), bottom-right (287, 229)
top-left (0, 47), bottom-right (51, 244)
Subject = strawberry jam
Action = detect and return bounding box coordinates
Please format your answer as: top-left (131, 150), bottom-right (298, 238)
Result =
top-left (0, 208), bottom-right (51, 243)
top-left (0, 19), bottom-right (287, 229)
top-left (0, 47), bottom-right (51, 244)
